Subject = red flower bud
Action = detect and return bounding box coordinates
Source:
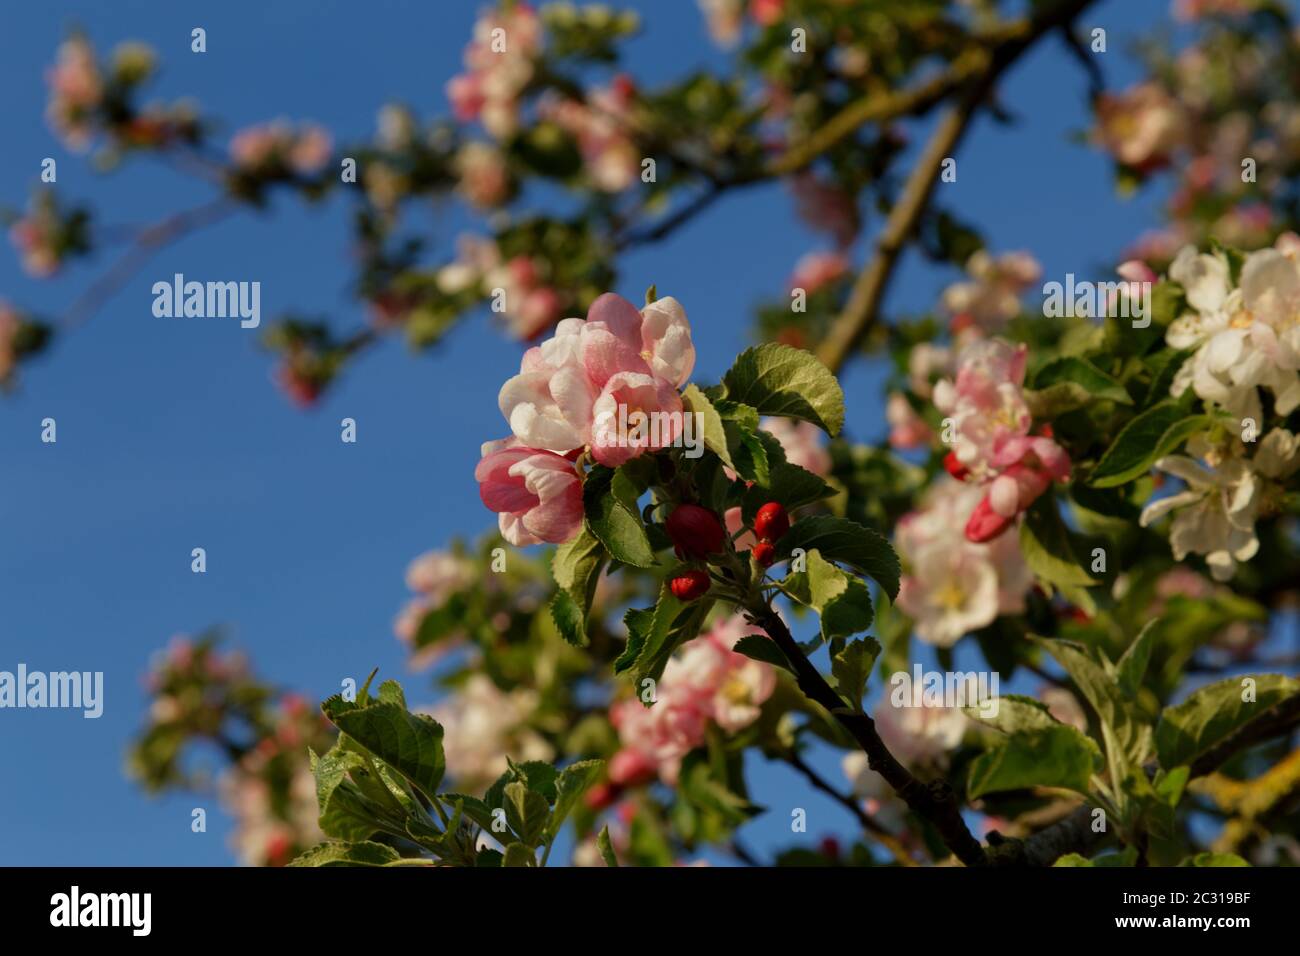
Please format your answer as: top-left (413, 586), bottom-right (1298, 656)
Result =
top-left (670, 568), bottom-right (711, 601)
top-left (943, 450), bottom-right (969, 481)
top-left (584, 781), bottom-right (621, 811)
top-left (752, 540), bottom-right (776, 567)
top-left (964, 495), bottom-right (1014, 543)
top-left (665, 504), bottom-right (726, 559)
top-left (753, 502), bottom-right (790, 541)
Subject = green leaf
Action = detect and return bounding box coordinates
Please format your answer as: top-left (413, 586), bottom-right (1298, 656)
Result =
top-left (740, 459), bottom-right (834, 522)
top-left (789, 550), bottom-right (875, 641)
top-left (614, 606), bottom-right (652, 674)
top-left (1034, 637), bottom-right (1153, 770)
top-left (502, 842), bottom-right (536, 867)
top-left (310, 747), bottom-right (379, 842)
top-left (548, 591), bottom-right (586, 648)
top-left (1155, 674), bottom-right (1300, 771)
top-left (1179, 852), bottom-right (1250, 867)
top-left (1029, 356), bottom-right (1132, 413)
top-left (1053, 848), bottom-right (1138, 867)
top-left (964, 694), bottom-right (1061, 734)
top-left (550, 527), bottom-right (607, 647)
top-left (682, 384), bottom-right (734, 471)
top-left (597, 825), bottom-right (619, 866)
top-left (504, 782), bottom-right (552, 848)
top-left (627, 587), bottom-right (713, 686)
top-left (1142, 348), bottom-right (1192, 409)
top-left (548, 759), bottom-right (604, 839)
top-left (831, 638), bottom-right (881, 712)
top-left (733, 633), bottom-right (793, 673)
top-left (720, 343), bottom-right (845, 436)
top-left (441, 793), bottom-right (496, 831)
top-left (326, 701), bottom-right (447, 801)
top-left (582, 465), bottom-right (656, 568)
top-left (288, 841), bottom-right (401, 867)
top-left (504, 759), bottom-right (560, 802)
top-left (1020, 497), bottom-right (1097, 589)
top-left (1116, 621), bottom-right (1157, 698)
top-left (726, 423), bottom-right (771, 485)
top-left (967, 724), bottom-right (1102, 798)
top-left (774, 516), bottom-right (900, 600)
top-left (377, 680), bottom-right (407, 709)
top-left (1090, 402), bottom-right (1211, 488)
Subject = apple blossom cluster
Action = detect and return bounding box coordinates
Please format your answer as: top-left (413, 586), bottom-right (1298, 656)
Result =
top-left (1090, 11), bottom-right (1300, 261)
top-left (941, 250), bottom-right (1042, 336)
top-left (219, 694), bottom-right (327, 867)
top-left (1141, 429), bottom-right (1299, 581)
top-left (393, 549), bottom-right (477, 665)
top-left (934, 338), bottom-right (1072, 543)
top-left (540, 75), bottom-right (641, 192)
top-left (228, 120), bottom-right (333, 179)
top-left (446, 3), bottom-right (544, 140)
top-left (895, 478), bottom-right (1032, 647)
top-left (45, 35), bottom-right (199, 156)
top-left (436, 234), bottom-right (566, 339)
top-left (476, 292), bottom-right (695, 544)
top-left (131, 638), bottom-right (335, 866)
top-left (1164, 238), bottom-right (1300, 423)
top-left (8, 190), bottom-right (90, 279)
top-left (599, 614), bottom-right (776, 794)
top-left (423, 674), bottom-right (554, 792)
top-left (453, 140), bottom-right (513, 208)
top-left (697, 0), bottom-right (786, 49)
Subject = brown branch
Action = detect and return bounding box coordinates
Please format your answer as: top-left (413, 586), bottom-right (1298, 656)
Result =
top-left (62, 197), bottom-right (239, 328)
top-left (815, 90), bottom-right (985, 374)
top-left (748, 602), bottom-right (988, 866)
top-left (815, 0), bottom-right (1099, 374)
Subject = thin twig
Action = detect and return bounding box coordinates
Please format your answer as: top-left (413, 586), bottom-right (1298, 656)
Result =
top-left (748, 602), bottom-right (988, 866)
top-left (784, 750), bottom-right (918, 866)
top-left (61, 197), bottom-right (238, 328)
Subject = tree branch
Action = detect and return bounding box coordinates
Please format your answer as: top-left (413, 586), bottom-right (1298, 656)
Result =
top-left (814, 0), bottom-right (1099, 373)
top-left (748, 602), bottom-right (988, 866)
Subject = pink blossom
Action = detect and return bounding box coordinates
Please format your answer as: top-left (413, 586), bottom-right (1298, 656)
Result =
top-left (475, 439), bottom-right (584, 546)
top-left (790, 173), bottom-right (859, 248)
top-left (229, 121), bottom-right (332, 175)
top-left (788, 250), bottom-right (849, 294)
top-left (933, 338), bottom-right (1031, 479)
top-left (932, 339), bottom-right (1072, 543)
top-left (886, 393), bottom-right (933, 450)
top-left (751, 0), bottom-right (785, 26)
top-left (1108, 259), bottom-right (1159, 316)
top-left (446, 4), bottom-right (542, 139)
top-left (45, 36), bottom-right (103, 151)
top-left (608, 614), bottom-right (775, 785)
top-left (590, 372), bottom-right (684, 467)
top-left (541, 77), bottom-right (640, 193)
top-left (455, 141), bottom-right (511, 208)
top-left (9, 217), bottom-right (59, 278)
top-left (895, 479), bottom-right (1032, 646)
top-left (941, 250), bottom-right (1041, 334)
top-left (1092, 82), bottom-right (1187, 171)
top-left (497, 292), bottom-right (695, 459)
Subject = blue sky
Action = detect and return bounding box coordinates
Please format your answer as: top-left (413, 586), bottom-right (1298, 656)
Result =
top-left (0, 0), bottom-right (1174, 865)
